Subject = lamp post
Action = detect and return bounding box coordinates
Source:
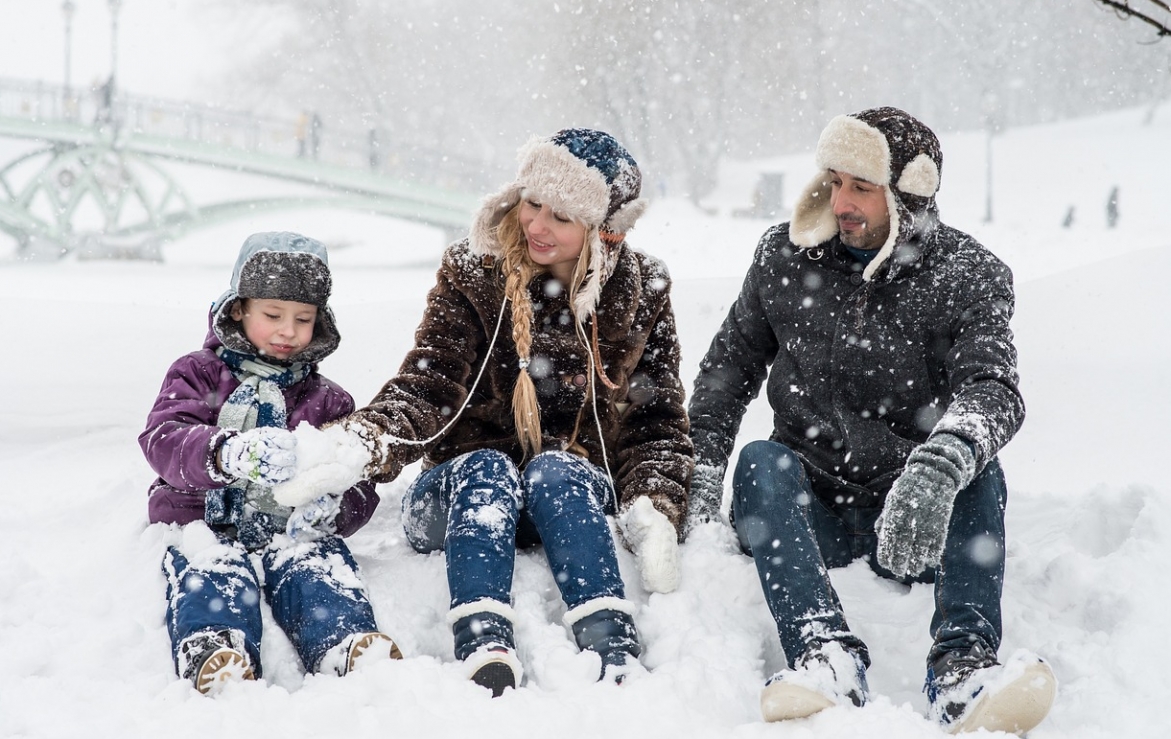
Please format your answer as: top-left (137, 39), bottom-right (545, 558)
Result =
top-left (62, 0), bottom-right (76, 119)
top-left (980, 88), bottom-right (999, 225)
top-left (108, 0), bottom-right (123, 93)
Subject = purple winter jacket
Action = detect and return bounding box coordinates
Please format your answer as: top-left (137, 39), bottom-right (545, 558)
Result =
top-left (139, 325), bottom-right (379, 537)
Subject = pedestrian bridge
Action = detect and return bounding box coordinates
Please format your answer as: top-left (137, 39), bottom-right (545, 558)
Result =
top-left (0, 78), bottom-right (487, 259)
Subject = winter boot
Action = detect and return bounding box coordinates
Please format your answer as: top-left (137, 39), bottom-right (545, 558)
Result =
top-left (177, 629), bottom-right (256, 695)
top-left (449, 599), bottom-right (523, 697)
top-left (320, 631), bottom-right (404, 676)
top-left (760, 640), bottom-right (869, 722)
top-left (927, 645), bottom-right (1056, 735)
top-left (564, 598), bottom-right (643, 684)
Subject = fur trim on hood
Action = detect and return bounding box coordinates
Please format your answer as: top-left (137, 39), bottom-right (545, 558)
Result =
top-left (469, 129), bottom-right (648, 320)
top-left (211, 231), bottom-right (340, 364)
top-left (790, 107), bottom-right (943, 281)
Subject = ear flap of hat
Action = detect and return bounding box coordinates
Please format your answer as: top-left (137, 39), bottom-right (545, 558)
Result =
top-left (604, 196), bottom-right (648, 236)
top-left (469, 185), bottom-right (524, 258)
top-left (896, 152), bottom-right (941, 198)
top-left (789, 172), bottom-right (839, 248)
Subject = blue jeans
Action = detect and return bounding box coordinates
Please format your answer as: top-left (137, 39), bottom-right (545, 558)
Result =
top-left (402, 449), bottom-right (624, 610)
top-left (163, 533), bottom-right (379, 676)
top-left (732, 440), bottom-right (1006, 670)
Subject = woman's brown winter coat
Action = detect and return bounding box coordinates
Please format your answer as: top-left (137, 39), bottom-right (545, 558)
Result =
top-left (349, 239), bottom-right (693, 535)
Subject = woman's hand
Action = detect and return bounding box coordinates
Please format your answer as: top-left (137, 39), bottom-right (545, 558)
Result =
top-left (618, 496), bottom-right (681, 594)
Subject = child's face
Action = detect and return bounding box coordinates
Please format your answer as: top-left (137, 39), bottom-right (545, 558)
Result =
top-left (230, 298), bottom-right (318, 360)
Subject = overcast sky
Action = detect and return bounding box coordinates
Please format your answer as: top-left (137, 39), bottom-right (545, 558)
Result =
top-left (0, 0), bottom-right (231, 99)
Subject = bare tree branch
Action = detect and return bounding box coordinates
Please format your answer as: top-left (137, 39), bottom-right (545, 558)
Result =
top-left (1094, 0), bottom-right (1171, 36)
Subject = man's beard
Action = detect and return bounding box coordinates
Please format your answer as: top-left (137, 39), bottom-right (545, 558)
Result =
top-left (839, 218), bottom-right (889, 251)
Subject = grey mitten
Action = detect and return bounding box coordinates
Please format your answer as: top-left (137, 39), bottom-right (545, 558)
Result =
top-left (218, 427), bottom-right (298, 487)
top-left (286, 493), bottom-right (342, 542)
top-left (686, 463), bottom-right (727, 531)
top-left (876, 433), bottom-right (977, 578)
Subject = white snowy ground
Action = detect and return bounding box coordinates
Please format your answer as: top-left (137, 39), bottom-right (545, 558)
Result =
top-left (1, 107), bottom-right (1168, 738)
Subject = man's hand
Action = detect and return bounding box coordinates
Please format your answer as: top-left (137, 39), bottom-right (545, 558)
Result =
top-left (685, 463), bottom-right (727, 533)
top-left (876, 433), bottom-right (977, 578)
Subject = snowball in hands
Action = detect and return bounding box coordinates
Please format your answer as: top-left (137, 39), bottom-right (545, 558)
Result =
top-left (271, 422), bottom-right (372, 507)
top-left (876, 432), bottom-right (977, 578)
top-left (218, 427), bottom-right (297, 486)
top-left (618, 496), bottom-right (681, 594)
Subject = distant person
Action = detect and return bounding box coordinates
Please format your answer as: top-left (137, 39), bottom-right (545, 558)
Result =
top-left (295, 112), bottom-right (309, 158)
top-left (285, 129), bottom-right (692, 695)
top-left (139, 232), bottom-right (400, 694)
top-left (92, 76), bottom-right (114, 126)
top-left (686, 107), bottom-right (1056, 734)
top-left (309, 112), bottom-right (323, 160)
top-left (368, 127), bottom-right (381, 171)
top-left (1106, 186), bottom-right (1119, 228)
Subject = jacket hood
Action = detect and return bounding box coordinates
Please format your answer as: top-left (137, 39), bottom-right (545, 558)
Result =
top-left (790, 106), bottom-right (943, 282)
top-left (211, 231), bottom-right (340, 364)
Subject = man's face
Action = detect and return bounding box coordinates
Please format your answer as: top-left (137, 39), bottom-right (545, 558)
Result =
top-left (829, 170), bottom-right (891, 251)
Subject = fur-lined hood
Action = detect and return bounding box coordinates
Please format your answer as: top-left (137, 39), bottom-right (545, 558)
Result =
top-left (790, 107), bottom-right (944, 282)
top-left (210, 231), bottom-right (341, 364)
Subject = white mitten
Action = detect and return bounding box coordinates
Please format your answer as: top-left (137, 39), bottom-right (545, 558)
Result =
top-left (271, 422), bottom-right (372, 507)
top-left (618, 496), bottom-right (681, 594)
top-left (218, 427), bottom-right (297, 486)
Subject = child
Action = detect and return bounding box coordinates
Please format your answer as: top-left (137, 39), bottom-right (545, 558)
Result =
top-left (139, 231), bottom-right (400, 694)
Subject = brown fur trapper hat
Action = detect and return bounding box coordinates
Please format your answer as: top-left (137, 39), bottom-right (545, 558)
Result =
top-left (211, 231), bottom-right (340, 363)
top-left (790, 107), bottom-right (944, 281)
top-left (470, 128), bottom-right (648, 320)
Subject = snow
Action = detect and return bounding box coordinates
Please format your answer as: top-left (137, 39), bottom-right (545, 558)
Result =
top-left (272, 422), bottom-right (369, 508)
top-left (2, 106), bottom-right (1169, 739)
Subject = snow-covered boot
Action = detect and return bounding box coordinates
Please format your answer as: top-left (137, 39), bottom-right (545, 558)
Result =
top-left (927, 645), bottom-right (1056, 735)
top-left (564, 598), bottom-right (643, 684)
top-left (760, 640), bottom-right (869, 722)
top-left (449, 599), bottom-right (522, 697)
top-left (320, 631), bottom-right (404, 676)
top-left (177, 629), bottom-right (256, 695)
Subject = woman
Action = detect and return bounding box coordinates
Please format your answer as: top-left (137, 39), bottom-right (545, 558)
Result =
top-left (285, 129), bottom-right (692, 695)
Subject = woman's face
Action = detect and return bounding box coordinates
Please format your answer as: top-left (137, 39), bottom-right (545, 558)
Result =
top-left (518, 198), bottom-right (587, 282)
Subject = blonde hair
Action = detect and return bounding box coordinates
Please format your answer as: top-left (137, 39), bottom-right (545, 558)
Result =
top-left (496, 204), bottom-right (594, 456)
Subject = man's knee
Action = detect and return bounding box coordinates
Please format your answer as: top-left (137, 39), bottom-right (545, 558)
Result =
top-left (733, 440), bottom-right (806, 509)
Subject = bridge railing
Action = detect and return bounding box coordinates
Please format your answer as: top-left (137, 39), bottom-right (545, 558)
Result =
top-left (0, 77), bottom-right (501, 192)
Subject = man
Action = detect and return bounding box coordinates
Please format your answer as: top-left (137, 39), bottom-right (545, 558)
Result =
top-left (687, 107), bottom-right (1056, 734)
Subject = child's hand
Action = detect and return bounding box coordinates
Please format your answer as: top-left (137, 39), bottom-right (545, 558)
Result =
top-left (218, 427), bottom-right (298, 486)
top-left (286, 494), bottom-right (342, 542)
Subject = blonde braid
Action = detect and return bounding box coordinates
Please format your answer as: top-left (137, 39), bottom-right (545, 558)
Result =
top-left (498, 207), bottom-right (544, 456)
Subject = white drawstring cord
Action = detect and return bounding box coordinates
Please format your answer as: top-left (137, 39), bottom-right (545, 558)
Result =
top-left (372, 286), bottom-right (616, 509)
top-left (576, 319), bottom-right (617, 504)
top-left (373, 295), bottom-right (509, 448)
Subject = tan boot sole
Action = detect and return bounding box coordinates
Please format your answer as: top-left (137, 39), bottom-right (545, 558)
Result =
top-left (761, 681), bottom-right (835, 722)
top-left (347, 632), bottom-right (403, 674)
top-left (195, 648), bottom-right (255, 695)
top-left (952, 662), bottom-right (1057, 735)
